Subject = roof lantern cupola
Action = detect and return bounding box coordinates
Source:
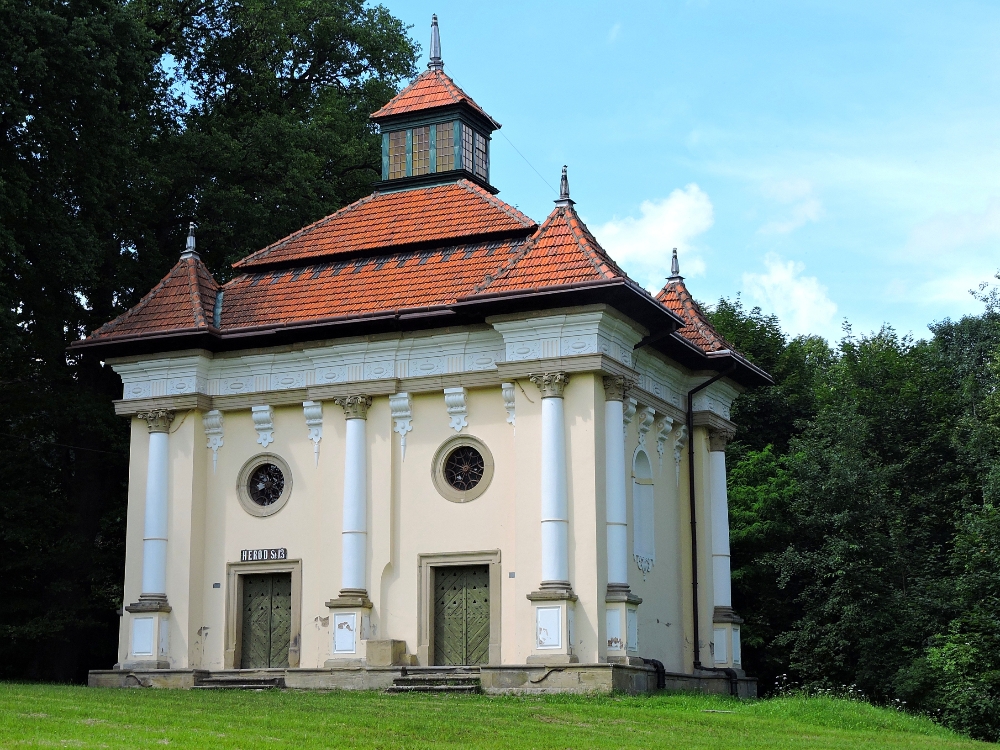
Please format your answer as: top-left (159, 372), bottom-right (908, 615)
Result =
top-left (370, 15), bottom-right (501, 194)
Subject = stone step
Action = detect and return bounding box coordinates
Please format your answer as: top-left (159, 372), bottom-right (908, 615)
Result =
top-left (195, 676), bottom-right (285, 690)
top-left (392, 675), bottom-right (481, 686)
top-left (385, 684), bottom-right (481, 694)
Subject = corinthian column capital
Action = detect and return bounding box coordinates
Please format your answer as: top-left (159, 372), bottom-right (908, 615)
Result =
top-left (708, 426), bottom-right (737, 452)
top-left (334, 395), bottom-right (372, 420)
top-left (529, 372), bottom-right (569, 399)
top-left (602, 375), bottom-right (636, 402)
top-left (137, 409), bottom-right (174, 434)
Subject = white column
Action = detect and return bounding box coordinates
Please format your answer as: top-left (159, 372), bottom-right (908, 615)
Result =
top-left (531, 373), bottom-right (571, 589)
top-left (708, 431), bottom-right (734, 609)
top-left (603, 377), bottom-right (629, 588)
top-left (137, 410), bottom-right (174, 599)
top-left (335, 395), bottom-right (371, 595)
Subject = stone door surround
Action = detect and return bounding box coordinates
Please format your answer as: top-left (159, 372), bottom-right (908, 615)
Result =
top-left (225, 558), bottom-right (302, 669)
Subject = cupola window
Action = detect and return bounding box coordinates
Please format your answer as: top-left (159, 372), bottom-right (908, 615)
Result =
top-left (412, 126), bottom-right (431, 175)
top-left (473, 132), bottom-right (489, 181)
top-left (388, 130), bottom-right (406, 180)
top-left (436, 122), bottom-right (455, 171)
top-left (461, 125), bottom-right (474, 175)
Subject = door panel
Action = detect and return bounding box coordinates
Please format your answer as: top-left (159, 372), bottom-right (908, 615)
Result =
top-left (433, 565), bottom-right (490, 666)
top-left (240, 572), bottom-right (292, 669)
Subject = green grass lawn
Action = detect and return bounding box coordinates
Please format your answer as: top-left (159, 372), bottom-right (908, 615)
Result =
top-left (0, 682), bottom-right (990, 749)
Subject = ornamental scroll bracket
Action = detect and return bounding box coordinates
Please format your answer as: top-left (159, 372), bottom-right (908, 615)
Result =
top-left (636, 406), bottom-right (656, 448)
top-left (204, 409), bottom-right (224, 473)
top-left (622, 397), bottom-right (638, 440)
top-left (673, 425), bottom-right (688, 488)
top-left (251, 405), bottom-right (274, 448)
top-left (443, 387), bottom-right (468, 432)
top-left (501, 382), bottom-right (516, 428)
top-left (655, 416), bottom-right (674, 469)
top-left (303, 401), bottom-right (323, 466)
top-left (389, 392), bottom-right (413, 460)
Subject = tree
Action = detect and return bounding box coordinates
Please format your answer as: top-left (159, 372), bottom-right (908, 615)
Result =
top-left (0, 0), bottom-right (417, 680)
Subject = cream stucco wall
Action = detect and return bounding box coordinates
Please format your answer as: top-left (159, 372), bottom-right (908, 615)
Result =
top-left (114, 312), bottom-right (740, 674)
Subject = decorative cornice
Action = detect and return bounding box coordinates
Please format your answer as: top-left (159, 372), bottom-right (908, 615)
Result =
top-left (203, 409), bottom-right (224, 472)
top-left (137, 409), bottom-right (174, 434)
top-left (303, 401), bottom-right (323, 465)
top-left (389, 392), bottom-right (413, 459)
top-left (334, 395), bottom-right (372, 420)
top-left (443, 387), bottom-right (468, 431)
top-left (529, 372), bottom-right (569, 398)
top-left (602, 375), bottom-right (636, 402)
top-left (501, 382), bottom-right (516, 427)
top-left (251, 405), bottom-right (274, 447)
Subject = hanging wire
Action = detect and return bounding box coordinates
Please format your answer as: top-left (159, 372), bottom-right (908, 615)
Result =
top-left (443, 63), bottom-right (558, 195)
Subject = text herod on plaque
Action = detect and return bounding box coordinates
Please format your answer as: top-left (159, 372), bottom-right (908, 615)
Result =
top-left (240, 548), bottom-right (288, 562)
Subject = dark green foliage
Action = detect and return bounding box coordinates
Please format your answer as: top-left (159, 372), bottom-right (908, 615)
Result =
top-left (708, 286), bottom-right (1000, 741)
top-left (0, 0), bottom-right (416, 680)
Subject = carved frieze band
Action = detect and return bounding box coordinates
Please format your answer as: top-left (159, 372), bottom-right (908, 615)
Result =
top-left (138, 409), bottom-right (174, 434)
top-left (334, 395), bottom-right (371, 420)
top-left (529, 372), bottom-right (569, 398)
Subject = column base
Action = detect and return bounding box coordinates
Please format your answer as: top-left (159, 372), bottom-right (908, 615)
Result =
top-left (125, 594), bottom-right (171, 613)
top-left (326, 593), bottom-right (372, 663)
top-left (527, 588), bottom-right (577, 661)
top-left (711, 608), bottom-right (744, 669)
top-left (605, 583), bottom-right (642, 605)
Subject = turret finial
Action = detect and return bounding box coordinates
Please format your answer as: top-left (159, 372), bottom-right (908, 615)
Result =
top-left (668, 247), bottom-right (682, 280)
top-left (554, 165), bottom-right (575, 207)
top-left (181, 222), bottom-right (199, 259)
top-left (428, 15), bottom-right (443, 70)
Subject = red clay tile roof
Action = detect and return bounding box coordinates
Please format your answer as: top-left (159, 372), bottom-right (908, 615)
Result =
top-left (656, 278), bottom-right (732, 353)
top-left (88, 255), bottom-right (219, 341)
top-left (233, 181), bottom-right (534, 269)
top-left (222, 239), bottom-right (525, 329)
top-left (471, 204), bottom-right (631, 295)
top-left (370, 69), bottom-right (500, 128)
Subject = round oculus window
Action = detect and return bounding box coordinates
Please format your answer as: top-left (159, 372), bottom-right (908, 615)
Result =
top-left (237, 453), bottom-right (293, 517)
top-left (444, 445), bottom-right (485, 491)
top-left (431, 435), bottom-right (495, 503)
top-left (248, 463), bottom-right (285, 506)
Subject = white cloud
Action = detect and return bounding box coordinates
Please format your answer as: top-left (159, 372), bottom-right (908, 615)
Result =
top-left (608, 22), bottom-right (622, 43)
top-left (742, 254), bottom-right (839, 340)
top-left (758, 179), bottom-right (823, 235)
top-left (592, 184), bottom-right (714, 291)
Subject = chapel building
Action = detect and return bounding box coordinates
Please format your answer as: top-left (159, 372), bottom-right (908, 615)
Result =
top-left (79, 17), bottom-right (769, 694)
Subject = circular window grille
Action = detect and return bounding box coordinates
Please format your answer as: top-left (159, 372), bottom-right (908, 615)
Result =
top-left (431, 435), bottom-right (494, 503)
top-left (248, 463), bottom-right (284, 506)
top-left (444, 446), bottom-right (485, 491)
top-left (237, 453), bottom-right (293, 518)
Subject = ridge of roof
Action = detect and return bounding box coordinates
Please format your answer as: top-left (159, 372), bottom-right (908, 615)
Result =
top-left (371, 69), bottom-right (500, 128)
top-left (87, 255), bottom-right (219, 342)
top-left (656, 277), bottom-right (733, 354)
top-left (233, 180), bottom-right (536, 270)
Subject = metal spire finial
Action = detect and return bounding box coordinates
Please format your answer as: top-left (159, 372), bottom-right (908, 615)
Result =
top-left (181, 222), bottom-right (199, 259)
top-left (668, 247), bottom-right (683, 280)
top-left (554, 165), bottom-right (575, 207)
top-left (428, 15), bottom-right (443, 70)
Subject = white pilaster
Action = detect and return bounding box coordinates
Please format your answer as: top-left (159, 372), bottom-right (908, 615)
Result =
top-left (602, 378), bottom-right (629, 589)
top-left (334, 396), bottom-right (371, 597)
top-left (709, 449), bottom-right (732, 609)
top-left (531, 373), bottom-right (570, 588)
top-left (139, 411), bottom-right (173, 597)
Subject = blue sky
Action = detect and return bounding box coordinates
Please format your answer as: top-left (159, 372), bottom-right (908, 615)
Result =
top-left (382, 1), bottom-right (1000, 342)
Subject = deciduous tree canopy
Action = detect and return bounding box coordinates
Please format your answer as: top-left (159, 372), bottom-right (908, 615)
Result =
top-left (0, 0), bottom-right (416, 681)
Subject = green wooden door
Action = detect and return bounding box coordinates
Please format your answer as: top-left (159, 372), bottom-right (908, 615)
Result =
top-left (433, 565), bottom-right (490, 666)
top-left (240, 573), bottom-right (292, 669)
